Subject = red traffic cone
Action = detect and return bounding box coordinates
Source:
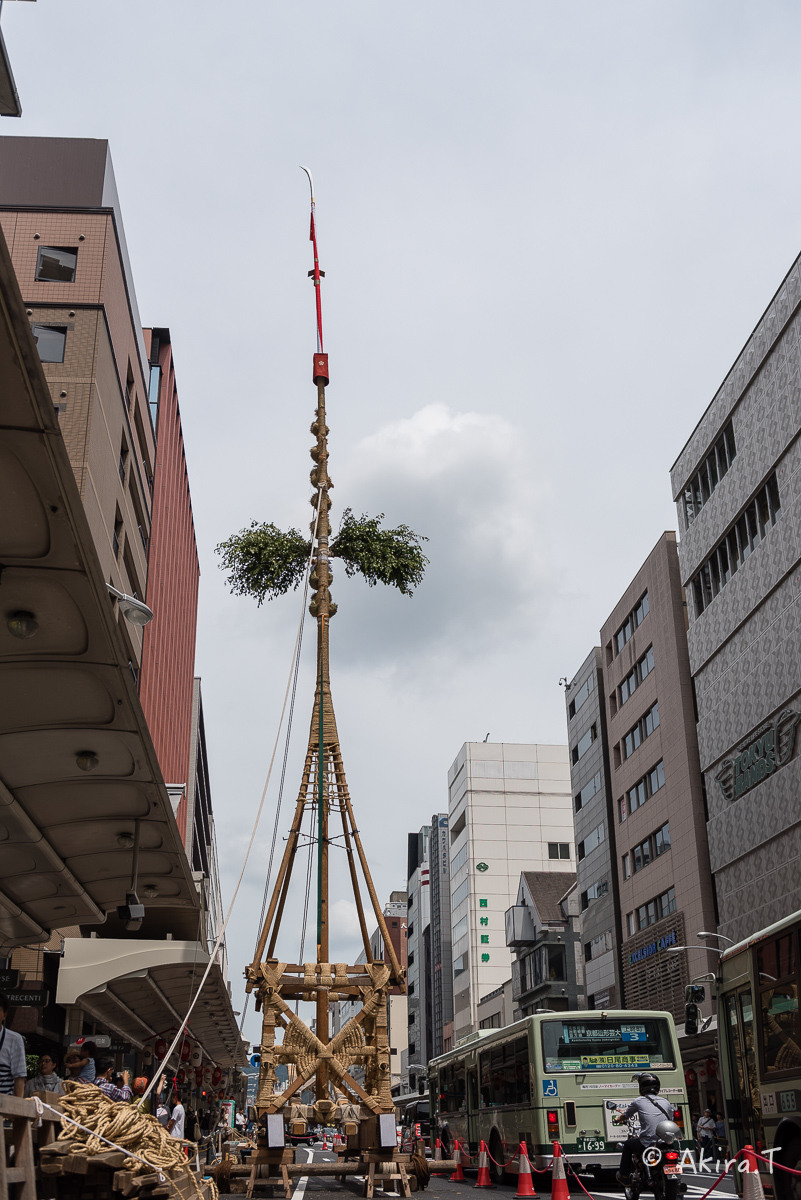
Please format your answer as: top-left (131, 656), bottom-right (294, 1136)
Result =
top-left (742, 1146), bottom-right (766, 1200)
top-left (475, 1140), bottom-right (495, 1189)
top-left (322, 1133), bottom-right (328, 1151)
top-left (450, 1140), bottom-right (466, 1183)
top-left (551, 1143), bottom-right (569, 1200)
top-left (515, 1142), bottom-right (537, 1198)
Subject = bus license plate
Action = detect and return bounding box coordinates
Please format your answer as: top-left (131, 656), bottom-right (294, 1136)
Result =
top-left (664, 1166), bottom-right (683, 1175)
top-left (578, 1138), bottom-right (606, 1153)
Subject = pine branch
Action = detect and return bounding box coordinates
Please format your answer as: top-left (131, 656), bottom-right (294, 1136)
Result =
top-left (330, 508), bottom-right (428, 595)
top-left (215, 522), bottom-right (311, 605)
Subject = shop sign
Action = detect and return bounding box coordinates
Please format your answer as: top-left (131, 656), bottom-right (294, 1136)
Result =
top-left (715, 710), bottom-right (800, 802)
top-left (0, 970), bottom-right (19, 989)
top-left (7, 988), bottom-right (47, 1006)
top-left (628, 929), bottom-right (677, 965)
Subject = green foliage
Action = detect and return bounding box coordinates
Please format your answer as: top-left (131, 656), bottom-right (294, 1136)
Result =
top-left (26, 1054), bottom-right (39, 1079)
top-left (330, 508), bottom-right (428, 595)
top-left (215, 522), bottom-right (311, 605)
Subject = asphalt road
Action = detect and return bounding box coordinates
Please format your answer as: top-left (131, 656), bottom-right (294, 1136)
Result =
top-left (249, 1146), bottom-right (738, 1200)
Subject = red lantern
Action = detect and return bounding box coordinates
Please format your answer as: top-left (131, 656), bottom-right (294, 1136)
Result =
top-left (212, 1067), bottom-right (222, 1086)
top-left (195, 1068), bottom-right (203, 1086)
top-left (685, 1068), bottom-right (697, 1087)
top-left (177, 1069), bottom-right (186, 1086)
top-left (155, 1040), bottom-right (167, 1059)
top-left (218, 1089), bottom-right (225, 1100)
top-left (706, 1058), bottom-right (717, 1076)
top-left (180, 1041), bottom-right (191, 1062)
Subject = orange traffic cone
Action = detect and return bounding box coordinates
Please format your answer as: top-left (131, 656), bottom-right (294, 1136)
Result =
top-left (742, 1146), bottom-right (766, 1200)
top-left (551, 1143), bottom-right (569, 1200)
top-left (322, 1133), bottom-right (328, 1151)
top-left (450, 1140), bottom-right (466, 1183)
top-left (515, 1142), bottom-right (537, 1198)
top-left (475, 1140), bottom-right (495, 1189)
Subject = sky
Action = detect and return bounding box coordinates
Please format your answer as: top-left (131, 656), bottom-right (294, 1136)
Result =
top-left (4, 0), bottom-right (801, 1047)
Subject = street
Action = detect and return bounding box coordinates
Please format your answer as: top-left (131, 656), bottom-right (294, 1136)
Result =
top-left (233, 1147), bottom-right (738, 1200)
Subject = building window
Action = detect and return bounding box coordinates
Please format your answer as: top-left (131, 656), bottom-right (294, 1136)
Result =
top-left (577, 822), bottom-right (604, 861)
top-left (635, 885), bottom-right (676, 931)
top-left (572, 722), bottom-right (597, 763)
top-left (408, 1042), bottom-right (416, 1057)
top-left (548, 842), bottom-right (571, 860)
top-left (623, 701), bottom-right (660, 760)
top-left (453, 952), bottom-right (468, 977)
top-left (682, 421), bottom-right (737, 528)
top-left (621, 759), bottom-right (665, 821)
top-left (575, 770), bottom-right (602, 813)
top-left (622, 852), bottom-right (631, 879)
top-left (627, 912), bottom-right (636, 936)
top-left (585, 930), bottom-right (613, 961)
top-left (581, 878), bottom-right (608, 910)
top-left (632, 837), bottom-right (651, 873)
top-left (568, 672), bottom-right (594, 720)
top-left (31, 324), bottom-right (66, 363)
top-left (35, 245), bottom-right (77, 282)
top-left (619, 646), bottom-right (654, 706)
top-left (614, 592), bottom-right (650, 655)
top-left (653, 821), bottom-right (671, 857)
top-left (692, 472), bottom-right (782, 617)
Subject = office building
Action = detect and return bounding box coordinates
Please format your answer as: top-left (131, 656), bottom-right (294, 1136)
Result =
top-left (670, 252), bottom-right (801, 941)
top-left (601, 533), bottom-right (717, 1018)
top-left (447, 741), bottom-right (572, 1043)
top-left (505, 871), bottom-right (584, 1013)
top-left (564, 647), bottom-right (622, 1009)
top-left (406, 826), bottom-right (431, 1079)
top-left (429, 813), bottom-right (453, 1058)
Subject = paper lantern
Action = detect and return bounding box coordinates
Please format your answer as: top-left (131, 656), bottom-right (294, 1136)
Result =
top-left (203, 1064), bottom-right (213, 1084)
top-left (685, 1068), bottom-right (697, 1087)
top-left (155, 1040), bottom-right (167, 1059)
top-left (195, 1068), bottom-right (203, 1086)
top-left (706, 1058), bottom-right (717, 1076)
top-left (212, 1067), bottom-right (222, 1086)
top-left (180, 1041), bottom-right (191, 1062)
top-left (178, 1069), bottom-right (187, 1086)
top-left (218, 1089), bottom-right (225, 1100)
top-left (143, 1049), bottom-right (153, 1066)
top-left (190, 1046), bottom-right (202, 1067)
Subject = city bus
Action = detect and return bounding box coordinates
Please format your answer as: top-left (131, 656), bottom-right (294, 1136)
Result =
top-left (429, 1010), bottom-right (690, 1184)
top-left (394, 1091), bottom-right (431, 1148)
top-left (718, 908), bottom-right (801, 1200)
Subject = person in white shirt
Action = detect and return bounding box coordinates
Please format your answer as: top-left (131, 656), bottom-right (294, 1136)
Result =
top-left (168, 1096), bottom-right (186, 1139)
top-left (0, 996), bottom-right (27, 1098)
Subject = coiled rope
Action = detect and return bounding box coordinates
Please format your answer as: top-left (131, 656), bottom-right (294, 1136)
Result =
top-left (38, 1082), bottom-right (218, 1199)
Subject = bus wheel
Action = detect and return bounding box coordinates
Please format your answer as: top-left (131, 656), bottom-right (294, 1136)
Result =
top-left (489, 1132), bottom-right (509, 1186)
top-left (776, 1135), bottom-right (801, 1200)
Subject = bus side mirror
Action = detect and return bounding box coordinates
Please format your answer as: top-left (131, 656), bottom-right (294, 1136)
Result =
top-left (685, 1003), bottom-right (700, 1036)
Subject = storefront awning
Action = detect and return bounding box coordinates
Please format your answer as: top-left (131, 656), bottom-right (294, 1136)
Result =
top-left (57, 937), bottom-right (245, 1067)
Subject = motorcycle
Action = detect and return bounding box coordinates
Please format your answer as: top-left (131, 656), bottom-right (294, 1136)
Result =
top-left (625, 1120), bottom-right (684, 1200)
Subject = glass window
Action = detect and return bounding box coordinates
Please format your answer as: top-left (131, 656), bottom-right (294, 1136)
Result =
top-left (452, 878), bottom-right (469, 909)
top-left (627, 912), bottom-right (636, 936)
top-left (682, 421), bottom-right (737, 527)
top-left (541, 1017), bottom-right (674, 1071)
top-left (31, 324), bottom-right (66, 363)
top-left (654, 822), bottom-right (671, 856)
top-left (658, 887), bottom-right (676, 918)
top-left (760, 985), bottom-right (800, 1074)
top-left (35, 245), bottom-right (77, 282)
top-left (575, 770), bottom-right (602, 812)
top-left (548, 843), bottom-right (560, 860)
top-left (622, 853), bottom-right (631, 879)
top-left (568, 673), bottom-right (594, 719)
top-left (573, 724), bottom-right (597, 762)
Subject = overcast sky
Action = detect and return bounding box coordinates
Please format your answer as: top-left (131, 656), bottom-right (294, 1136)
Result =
top-left (5, 0), bottom-right (801, 1047)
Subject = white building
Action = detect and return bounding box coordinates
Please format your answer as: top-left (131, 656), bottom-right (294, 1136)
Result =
top-left (447, 742), bottom-right (573, 1042)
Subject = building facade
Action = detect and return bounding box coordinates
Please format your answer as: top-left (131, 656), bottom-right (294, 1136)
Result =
top-left (600, 532), bottom-right (717, 1018)
top-left (670, 255), bottom-right (801, 943)
top-left (505, 871), bottom-right (584, 1014)
top-left (406, 827), bottom-right (431, 1077)
top-left (447, 741), bottom-right (572, 1043)
top-left (564, 647), bottom-right (622, 1009)
top-left (428, 813), bottom-right (453, 1059)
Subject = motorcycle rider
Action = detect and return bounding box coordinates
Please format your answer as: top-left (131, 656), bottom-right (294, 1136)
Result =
top-left (613, 1072), bottom-right (676, 1184)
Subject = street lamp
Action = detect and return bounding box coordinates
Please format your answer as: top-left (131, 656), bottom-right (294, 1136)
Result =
top-left (107, 583), bottom-right (154, 627)
top-left (698, 931), bottom-right (735, 944)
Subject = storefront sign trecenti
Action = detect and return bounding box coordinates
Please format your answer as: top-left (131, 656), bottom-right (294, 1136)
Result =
top-left (628, 929), bottom-right (677, 966)
top-left (715, 710), bottom-right (800, 802)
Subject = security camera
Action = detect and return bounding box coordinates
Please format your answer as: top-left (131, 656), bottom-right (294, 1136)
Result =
top-left (117, 891), bottom-right (145, 931)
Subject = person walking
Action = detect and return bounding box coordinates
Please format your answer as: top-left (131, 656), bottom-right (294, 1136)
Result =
top-left (0, 995), bottom-right (27, 1098)
top-left (697, 1109), bottom-right (717, 1160)
top-left (167, 1093), bottom-right (186, 1139)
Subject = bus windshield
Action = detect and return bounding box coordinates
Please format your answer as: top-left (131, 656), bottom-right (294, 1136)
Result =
top-left (541, 1017), bottom-right (675, 1071)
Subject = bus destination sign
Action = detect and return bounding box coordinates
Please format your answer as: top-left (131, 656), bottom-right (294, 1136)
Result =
top-left (546, 1056), bottom-right (653, 1072)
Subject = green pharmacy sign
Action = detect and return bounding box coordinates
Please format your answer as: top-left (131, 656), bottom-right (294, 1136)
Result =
top-left (715, 710), bottom-right (800, 802)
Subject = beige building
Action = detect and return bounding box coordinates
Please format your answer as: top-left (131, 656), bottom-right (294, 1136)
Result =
top-left (0, 137), bottom-right (155, 674)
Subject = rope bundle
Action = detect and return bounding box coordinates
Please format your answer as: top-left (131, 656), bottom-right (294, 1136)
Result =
top-left (56, 1081), bottom-right (218, 1200)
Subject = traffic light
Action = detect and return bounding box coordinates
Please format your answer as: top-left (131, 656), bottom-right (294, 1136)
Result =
top-left (684, 1003), bottom-right (701, 1036)
top-left (685, 984), bottom-right (705, 1003)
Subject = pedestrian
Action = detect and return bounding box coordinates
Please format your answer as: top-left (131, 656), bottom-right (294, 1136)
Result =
top-left (25, 1052), bottom-right (64, 1096)
top-left (715, 1113), bottom-right (727, 1154)
top-left (167, 1091), bottom-right (186, 1139)
top-left (697, 1109), bottom-right (717, 1159)
top-left (94, 1058), bottom-right (132, 1102)
top-left (0, 996), bottom-right (26, 1098)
